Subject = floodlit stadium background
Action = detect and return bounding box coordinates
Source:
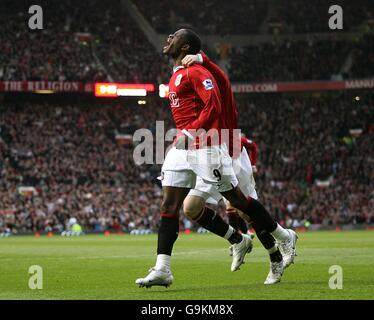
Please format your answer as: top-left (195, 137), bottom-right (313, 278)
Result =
top-left (0, 0), bottom-right (373, 237)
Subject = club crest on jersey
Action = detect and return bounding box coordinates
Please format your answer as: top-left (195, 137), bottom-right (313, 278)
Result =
top-left (168, 92), bottom-right (179, 107)
top-left (203, 79), bottom-right (214, 90)
top-left (175, 74), bottom-right (183, 86)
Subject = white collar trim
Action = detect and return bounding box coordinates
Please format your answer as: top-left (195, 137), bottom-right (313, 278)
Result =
top-left (173, 66), bottom-right (184, 74)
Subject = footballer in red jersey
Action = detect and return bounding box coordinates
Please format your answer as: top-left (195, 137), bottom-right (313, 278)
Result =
top-left (136, 29), bottom-right (297, 289)
top-left (181, 53), bottom-right (293, 280)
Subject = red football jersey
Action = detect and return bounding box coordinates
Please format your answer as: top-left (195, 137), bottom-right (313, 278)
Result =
top-left (241, 136), bottom-right (258, 166)
top-left (200, 52), bottom-right (238, 131)
top-left (168, 64), bottom-right (223, 134)
top-left (200, 52), bottom-right (240, 157)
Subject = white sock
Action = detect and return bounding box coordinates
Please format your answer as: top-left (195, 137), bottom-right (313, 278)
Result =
top-left (223, 225), bottom-right (235, 240)
top-left (267, 245), bottom-right (278, 254)
top-left (270, 224), bottom-right (290, 242)
top-left (155, 254), bottom-right (171, 271)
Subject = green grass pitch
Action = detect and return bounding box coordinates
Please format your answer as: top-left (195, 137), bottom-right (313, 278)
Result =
top-left (0, 231), bottom-right (373, 300)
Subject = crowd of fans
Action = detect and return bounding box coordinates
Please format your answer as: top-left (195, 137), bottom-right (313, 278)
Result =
top-left (0, 0), bottom-right (168, 83)
top-left (350, 34), bottom-right (374, 78)
top-left (132, 0), bottom-right (267, 35)
top-left (275, 0), bottom-right (373, 34)
top-left (0, 0), bottom-right (106, 82)
top-left (228, 39), bottom-right (350, 82)
top-left (0, 0), bottom-right (373, 235)
top-left (0, 100), bottom-right (170, 234)
top-left (236, 93), bottom-right (373, 227)
top-left (0, 0), bottom-right (372, 84)
top-left (1, 92), bottom-right (373, 234)
top-left (133, 0), bottom-right (373, 35)
top-left (67, 0), bottom-right (169, 83)
top-left (228, 33), bottom-right (374, 82)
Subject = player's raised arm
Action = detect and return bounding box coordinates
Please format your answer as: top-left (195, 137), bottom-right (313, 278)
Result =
top-left (184, 66), bottom-right (222, 132)
top-left (182, 51), bottom-right (231, 93)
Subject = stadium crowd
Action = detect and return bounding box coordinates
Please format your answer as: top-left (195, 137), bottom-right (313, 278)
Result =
top-left (236, 93), bottom-right (374, 228)
top-left (350, 33), bottom-right (374, 78)
top-left (0, 0), bottom-right (373, 235)
top-left (1, 92), bottom-right (373, 234)
top-left (276, 0), bottom-right (373, 34)
top-left (1, 0), bottom-right (373, 84)
top-left (132, 0), bottom-right (267, 35)
top-left (0, 101), bottom-right (169, 234)
top-left (67, 0), bottom-right (169, 84)
top-left (228, 39), bottom-right (350, 82)
top-left (0, 0), bottom-right (107, 82)
top-left (0, 0), bottom-right (168, 83)
top-left (133, 0), bottom-right (373, 34)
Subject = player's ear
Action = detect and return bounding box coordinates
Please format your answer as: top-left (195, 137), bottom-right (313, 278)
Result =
top-left (181, 43), bottom-right (190, 53)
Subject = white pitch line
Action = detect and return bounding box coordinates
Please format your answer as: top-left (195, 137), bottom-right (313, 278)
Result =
top-left (0, 249), bottom-right (226, 262)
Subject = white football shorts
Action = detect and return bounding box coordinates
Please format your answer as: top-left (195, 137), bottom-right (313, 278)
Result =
top-left (188, 147), bottom-right (258, 205)
top-left (161, 144), bottom-right (238, 193)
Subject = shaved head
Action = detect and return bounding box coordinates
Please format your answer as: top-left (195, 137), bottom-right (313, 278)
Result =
top-left (179, 29), bottom-right (201, 54)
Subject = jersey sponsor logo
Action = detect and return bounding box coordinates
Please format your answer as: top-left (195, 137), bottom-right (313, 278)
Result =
top-left (202, 79), bottom-right (214, 90)
top-left (175, 74), bottom-right (183, 87)
top-left (168, 91), bottom-right (179, 107)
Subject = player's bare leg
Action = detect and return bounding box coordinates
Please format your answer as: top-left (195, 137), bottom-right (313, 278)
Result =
top-left (136, 186), bottom-right (190, 288)
top-left (183, 195), bottom-right (254, 272)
